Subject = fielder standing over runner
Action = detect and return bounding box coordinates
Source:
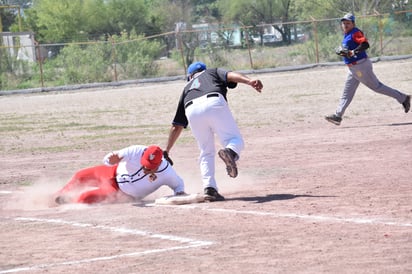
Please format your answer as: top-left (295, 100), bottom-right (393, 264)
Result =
top-left (325, 12), bottom-right (410, 125)
top-left (54, 145), bottom-right (185, 204)
top-left (164, 62), bottom-right (263, 201)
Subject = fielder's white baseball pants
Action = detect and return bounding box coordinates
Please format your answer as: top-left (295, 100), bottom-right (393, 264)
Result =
top-left (185, 93), bottom-right (244, 190)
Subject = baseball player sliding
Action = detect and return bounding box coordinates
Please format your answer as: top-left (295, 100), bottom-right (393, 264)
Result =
top-left (54, 145), bottom-right (186, 204)
top-left (326, 12), bottom-right (410, 125)
top-left (164, 61), bottom-right (263, 202)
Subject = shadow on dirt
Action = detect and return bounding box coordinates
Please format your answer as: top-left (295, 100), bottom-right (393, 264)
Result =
top-left (342, 121), bottom-right (412, 129)
top-left (227, 193), bottom-right (336, 203)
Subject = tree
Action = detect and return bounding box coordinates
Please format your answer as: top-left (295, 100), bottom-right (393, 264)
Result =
top-left (192, 0), bottom-right (221, 22)
top-left (150, 0), bottom-right (197, 66)
top-left (291, 0), bottom-right (410, 21)
top-left (0, 2), bottom-right (18, 32)
top-left (25, 0), bottom-right (88, 43)
top-left (105, 0), bottom-right (151, 36)
top-left (22, 0), bottom-right (156, 43)
top-left (217, 0), bottom-right (294, 44)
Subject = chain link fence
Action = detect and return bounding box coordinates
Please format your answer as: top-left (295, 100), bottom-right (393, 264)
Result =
top-left (1, 11), bottom-right (412, 92)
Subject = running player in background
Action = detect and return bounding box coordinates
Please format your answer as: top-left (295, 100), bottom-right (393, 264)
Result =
top-left (325, 12), bottom-right (410, 125)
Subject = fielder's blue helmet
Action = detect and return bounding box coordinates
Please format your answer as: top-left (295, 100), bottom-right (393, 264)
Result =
top-left (187, 61), bottom-right (206, 75)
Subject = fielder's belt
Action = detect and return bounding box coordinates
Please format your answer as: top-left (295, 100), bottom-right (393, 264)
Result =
top-left (185, 93), bottom-right (220, 109)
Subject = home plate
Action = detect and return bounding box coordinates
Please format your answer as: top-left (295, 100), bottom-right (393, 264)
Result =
top-left (155, 193), bottom-right (205, 205)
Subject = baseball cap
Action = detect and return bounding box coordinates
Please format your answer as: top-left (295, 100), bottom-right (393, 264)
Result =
top-left (187, 61), bottom-right (207, 75)
top-left (341, 13), bottom-right (355, 22)
top-left (141, 145), bottom-right (163, 170)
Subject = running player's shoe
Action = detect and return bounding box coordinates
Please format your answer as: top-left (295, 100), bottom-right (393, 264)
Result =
top-left (204, 187), bottom-right (225, 202)
top-left (325, 114), bottom-right (342, 125)
top-left (402, 95), bottom-right (410, 113)
top-left (218, 148), bottom-right (238, 178)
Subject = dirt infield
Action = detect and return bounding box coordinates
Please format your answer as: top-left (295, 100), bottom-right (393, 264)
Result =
top-left (1, 60), bottom-right (411, 273)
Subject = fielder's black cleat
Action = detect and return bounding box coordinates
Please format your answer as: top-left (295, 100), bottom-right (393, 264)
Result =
top-left (402, 95), bottom-right (410, 113)
top-left (204, 187), bottom-right (225, 202)
top-left (218, 148), bottom-right (238, 178)
top-left (325, 114), bottom-right (342, 125)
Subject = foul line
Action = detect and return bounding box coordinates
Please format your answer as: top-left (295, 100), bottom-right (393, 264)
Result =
top-left (208, 208), bottom-right (412, 227)
top-left (0, 217), bottom-right (213, 274)
top-left (149, 204), bottom-right (412, 228)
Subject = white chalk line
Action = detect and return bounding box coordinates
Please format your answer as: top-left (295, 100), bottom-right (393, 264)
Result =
top-left (0, 217), bottom-right (213, 274)
top-left (149, 204), bottom-right (412, 228)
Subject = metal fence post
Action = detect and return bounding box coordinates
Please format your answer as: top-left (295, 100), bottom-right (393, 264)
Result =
top-left (243, 25), bottom-right (254, 69)
top-left (378, 15), bottom-right (384, 55)
top-left (35, 41), bottom-right (44, 88)
top-left (177, 33), bottom-right (186, 74)
top-left (311, 17), bottom-right (320, 64)
top-left (110, 36), bottom-right (118, 82)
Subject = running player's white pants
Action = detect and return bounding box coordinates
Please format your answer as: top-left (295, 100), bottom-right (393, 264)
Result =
top-left (186, 93), bottom-right (244, 191)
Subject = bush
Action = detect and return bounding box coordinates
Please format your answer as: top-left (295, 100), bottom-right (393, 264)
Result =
top-left (112, 31), bottom-right (164, 78)
top-left (0, 48), bottom-right (36, 90)
top-left (44, 42), bottom-right (112, 85)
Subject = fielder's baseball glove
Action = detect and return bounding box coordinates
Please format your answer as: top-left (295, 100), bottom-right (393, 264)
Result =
top-left (227, 81), bottom-right (238, 89)
top-left (163, 151), bottom-right (174, 165)
top-left (335, 46), bottom-right (352, 58)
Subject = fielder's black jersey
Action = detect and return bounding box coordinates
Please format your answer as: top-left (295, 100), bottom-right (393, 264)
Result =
top-left (172, 68), bottom-right (233, 128)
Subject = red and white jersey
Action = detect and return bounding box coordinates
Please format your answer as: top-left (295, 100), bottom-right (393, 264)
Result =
top-left (103, 145), bottom-right (185, 199)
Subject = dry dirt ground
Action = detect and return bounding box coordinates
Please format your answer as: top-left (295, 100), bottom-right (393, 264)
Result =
top-left (0, 60), bottom-right (411, 274)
